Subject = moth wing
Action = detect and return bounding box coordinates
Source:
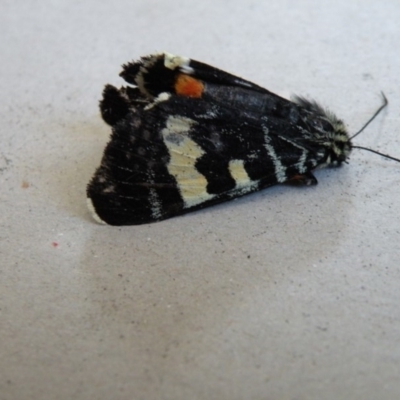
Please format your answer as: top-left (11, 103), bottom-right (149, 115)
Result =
top-left (102, 53), bottom-right (297, 129)
top-left (120, 53), bottom-right (287, 100)
top-left (88, 95), bottom-right (322, 225)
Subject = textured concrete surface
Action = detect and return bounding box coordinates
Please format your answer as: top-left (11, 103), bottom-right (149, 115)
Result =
top-left (1, 1), bottom-right (400, 399)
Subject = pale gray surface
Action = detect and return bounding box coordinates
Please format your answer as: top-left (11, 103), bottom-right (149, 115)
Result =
top-left (1, 1), bottom-right (400, 399)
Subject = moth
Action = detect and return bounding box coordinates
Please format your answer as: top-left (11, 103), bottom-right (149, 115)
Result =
top-left (87, 53), bottom-right (398, 225)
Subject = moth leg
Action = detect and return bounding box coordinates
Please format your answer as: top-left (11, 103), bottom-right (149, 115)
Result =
top-left (287, 171), bottom-right (318, 186)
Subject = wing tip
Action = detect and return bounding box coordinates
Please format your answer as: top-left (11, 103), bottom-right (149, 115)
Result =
top-left (86, 197), bottom-right (108, 225)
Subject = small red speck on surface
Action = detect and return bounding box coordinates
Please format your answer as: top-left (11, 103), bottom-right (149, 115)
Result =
top-left (52, 242), bottom-right (59, 248)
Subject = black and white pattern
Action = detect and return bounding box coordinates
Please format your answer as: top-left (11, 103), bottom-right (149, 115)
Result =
top-left (87, 53), bottom-right (366, 225)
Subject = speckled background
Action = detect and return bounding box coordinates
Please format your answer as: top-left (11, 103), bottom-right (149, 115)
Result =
top-left (1, 1), bottom-right (400, 399)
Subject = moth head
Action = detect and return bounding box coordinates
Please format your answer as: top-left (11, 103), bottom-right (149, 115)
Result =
top-left (322, 117), bottom-right (353, 167)
top-left (293, 96), bottom-right (352, 167)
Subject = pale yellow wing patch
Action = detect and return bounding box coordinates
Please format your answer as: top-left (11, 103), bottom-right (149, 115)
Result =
top-left (161, 116), bottom-right (259, 208)
top-left (161, 116), bottom-right (215, 208)
top-left (228, 159), bottom-right (250, 187)
top-left (228, 159), bottom-right (259, 195)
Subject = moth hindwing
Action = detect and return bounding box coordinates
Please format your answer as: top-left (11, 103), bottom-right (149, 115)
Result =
top-left (86, 53), bottom-right (358, 225)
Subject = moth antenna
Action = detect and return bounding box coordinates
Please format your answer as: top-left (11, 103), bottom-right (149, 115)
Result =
top-left (350, 92), bottom-right (388, 140)
top-left (352, 146), bottom-right (400, 163)
top-left (350, 93), bottom-right (399, 163)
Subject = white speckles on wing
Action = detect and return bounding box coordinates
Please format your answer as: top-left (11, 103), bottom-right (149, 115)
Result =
top-left (234, 79), bottom-right (252, 88)
top-left (277, 135), bottom-right (310, 174)
top-left (102, 185), bottom-right (116, 194)
top-left (263, 128), bottom-right (287, 183)
top-left (144, 92), bottom-right (171, 110)
top-left (87, 198), bottom-right (107, 225)
top-left (148, 187), bottom-right (163, 220)
top-left (264, 143), bottom-right (287, 183)
top-left (295, 149), bottom-right (308, 174)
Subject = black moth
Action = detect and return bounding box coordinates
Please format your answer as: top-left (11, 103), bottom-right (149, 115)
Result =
top-left (87, 53), bottom-right (397, 225)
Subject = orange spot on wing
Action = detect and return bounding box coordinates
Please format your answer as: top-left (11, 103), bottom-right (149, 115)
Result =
top-left (175, 74), bottom-right (204, 98)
